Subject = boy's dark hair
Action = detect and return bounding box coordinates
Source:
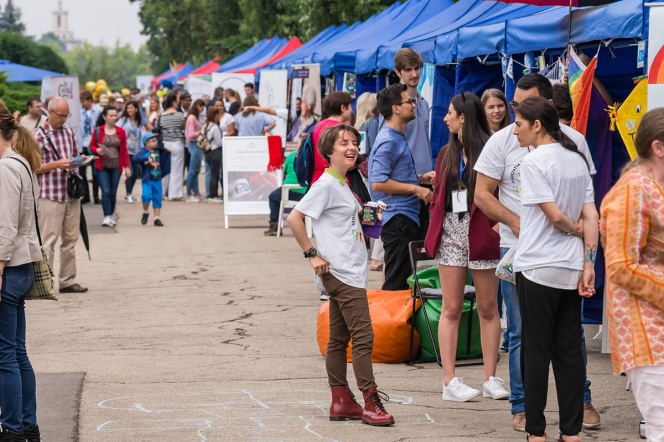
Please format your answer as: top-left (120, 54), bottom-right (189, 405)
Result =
top-left (214, 87), bottom-right (224, 98)
top-left (244, 82), bottom-right (255, 91)
top-left (318, 124), bottom-right (361, 163)
top-left (26, 96), bottom-right (41, 108)
top-left (516, 73), bottom-right (553, 100)
top-left (552, 83), bottom-right (573, 122)
top-left (80, 90), bottom-right (92, 101)
top-left (377, 84), bottom-right (408, 120)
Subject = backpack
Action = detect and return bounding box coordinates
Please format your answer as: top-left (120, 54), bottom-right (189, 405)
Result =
top-left (197, 123), bottom-right (212, 152)
top-left (293, 132), bottom-right (315, 188)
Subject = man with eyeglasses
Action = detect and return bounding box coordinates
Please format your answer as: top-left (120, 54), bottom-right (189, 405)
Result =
top-left (474, 73), bottom-right (598, 432)
top-left (79, 90), bottom-right (101, 204)
top-left (33, 97), bottom-right (88, 294)
top-left (370, 84), bottom-right (434, 291)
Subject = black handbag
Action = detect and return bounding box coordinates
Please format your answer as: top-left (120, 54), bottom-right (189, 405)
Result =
top-left (39, 127), bottom-right (86, 199)
top-left (152, 114), bottom-right (164, 149)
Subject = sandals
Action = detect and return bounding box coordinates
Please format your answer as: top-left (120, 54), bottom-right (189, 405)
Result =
top-left (526, 434), bottom-right (547, 442)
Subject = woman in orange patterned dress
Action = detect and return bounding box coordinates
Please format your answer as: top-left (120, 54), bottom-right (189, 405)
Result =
top-left (600, 108), bottom-right (664, 442)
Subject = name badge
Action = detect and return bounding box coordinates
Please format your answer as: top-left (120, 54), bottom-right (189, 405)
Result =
top-left (452, 190), bottom-right (468, 213)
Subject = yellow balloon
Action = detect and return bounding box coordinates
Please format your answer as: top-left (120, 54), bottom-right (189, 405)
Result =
top-left (85, 81), bottom-right (96, 91)
top-left (97, 79), bottom-right (107, 86)
top-left (121, 88), bottom-right (130, 96)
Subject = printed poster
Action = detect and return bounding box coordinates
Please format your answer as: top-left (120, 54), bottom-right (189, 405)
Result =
top-left (136, 75), bottom-right (154, 94)
top-left (258, 69), bottom-right (288, 146)
top-left (288, 64), bottom-right (322, 142)
top-left (41, 76), bottom-right (82, 148)
top-left (648, 4), bottom-right (664, 110)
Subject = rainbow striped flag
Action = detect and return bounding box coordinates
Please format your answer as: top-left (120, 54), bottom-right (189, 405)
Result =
top-left (568, 47), bottom-right (598, 136)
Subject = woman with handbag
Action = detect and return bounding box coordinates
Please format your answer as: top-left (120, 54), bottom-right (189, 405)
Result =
top-left (90, 106), bottom-right (132, 227)
top-left (0, 99), bottom-right (44, 441)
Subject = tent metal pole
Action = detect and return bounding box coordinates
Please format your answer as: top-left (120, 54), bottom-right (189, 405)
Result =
top-left (565, 0), bottom-right (573, 84)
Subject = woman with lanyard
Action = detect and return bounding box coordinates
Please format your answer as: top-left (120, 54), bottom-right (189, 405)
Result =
top-left (90, 106), bottom-right (132, 227)
top-left (424, 92), bottom-right (507, 403)
top-left (119, 100), bottom-right (145, 204)
top-left (512, 97), bottom-right (598, 442)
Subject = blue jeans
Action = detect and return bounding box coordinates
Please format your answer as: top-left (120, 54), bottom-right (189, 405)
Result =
top-left (503, 247), bottom-right (593, 414)
top-left (186, 142), bottom-right (203, 196)
top-left (0, 263), bottom-right (37, 433)
top-left (268, 187), bottom-right (303, 223)
top-left (97, 167), bottom-right (121, 217)
top-left (125, 159), bottom-right (141, 196)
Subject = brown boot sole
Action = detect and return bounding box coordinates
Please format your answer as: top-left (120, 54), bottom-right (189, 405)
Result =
top-left (329, 416), bottom-right (362, 421)
top-left (362, 419), bottom-right (395, 426)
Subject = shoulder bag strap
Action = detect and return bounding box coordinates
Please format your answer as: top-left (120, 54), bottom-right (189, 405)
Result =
top-left (39, 126), bottom-right (61, 161)
top-left (34, 115), bottom-right (42, 130)
top-left (8, 157), bottom-right (43, 247)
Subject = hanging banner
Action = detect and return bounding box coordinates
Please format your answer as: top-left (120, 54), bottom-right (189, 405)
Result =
top-left (648, 3), bottom-right (664, 110)
top-left (185, 75), bottom-right (213, 101)
top-left (41, 75), bottom-right (82, 148)
top-left (211, 73), bottom-right (255, 103)
top-left (288, 64), bottom-right (322, 146)
top-left (136, 75), bottom-right (154, 94)
top-left (222, 136), bottom-right (282, 228)
top-left (258, 69), bottom-right (288, 146)
top-left (417, 63), bottom-right (435, 106)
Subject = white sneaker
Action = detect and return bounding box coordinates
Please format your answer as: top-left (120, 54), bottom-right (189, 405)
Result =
top-left (186, 196), bottom-right (200, 203)
top-left (483, 376), bottom-right (510, 400)
top-left (442, 377), bottom-right (480, 402)
top-left (102, 216), bottom-right (114, 227)
top-left (207, 198), bottom-right (222, 204)
top-left (124, 195), bottom-right (136, 203)
top-left (320, 292), bottom-right (330, 301)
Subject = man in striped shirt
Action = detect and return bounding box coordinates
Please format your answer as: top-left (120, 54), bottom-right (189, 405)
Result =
top-left (34, 97), bottom-right (88, 294)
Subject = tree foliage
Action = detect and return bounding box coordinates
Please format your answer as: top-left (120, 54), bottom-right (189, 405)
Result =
top-left (0, 31), bottom-right (69, 74)
top-left (61, 42), bottom-right (153, 91)
top-left (0, 72), bottom-right (41, 115)
top-left (131, 0), bottom-right (397, 71)
top-left (0, 0), bottom-right (25, 34)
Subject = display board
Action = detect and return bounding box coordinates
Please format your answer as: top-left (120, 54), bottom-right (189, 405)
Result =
top-left (185, 75), bottom-right (213, 101)
top-left (288, 64), bottom-right (322, 135)
top-left (222, 136), bottom-right (282, 228)
top-left (211, 73), bottom-right (255, 103)
top-left (41, 76), bottom-right (82, 148)
top-left (136, 75), bottom-right (154, 94)
top-left (648, 3), bottom-right (664, 110)
top-left (258, 69), bottom-right (288, 146)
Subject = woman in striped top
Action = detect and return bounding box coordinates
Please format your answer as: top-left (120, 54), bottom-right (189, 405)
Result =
top-left (156, 92), bottom-right (185, 200)
top-left (600, 108), bottom-right (664, 441)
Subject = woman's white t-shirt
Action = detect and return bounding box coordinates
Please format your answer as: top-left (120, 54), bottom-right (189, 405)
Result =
top-left (219, 113), bottom-right (234, 135)
top-left (294, 171), bottom-right (367, 289)
top-left (513, 143), bottom-right (594, 288)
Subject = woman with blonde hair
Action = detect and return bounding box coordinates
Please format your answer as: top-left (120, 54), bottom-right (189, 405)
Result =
top-left (481, 89), bottom-right (510, 133)
top-left (600, 107), bottom-right (664, 442)
top-left (0, 99), bottom-right (43, 440)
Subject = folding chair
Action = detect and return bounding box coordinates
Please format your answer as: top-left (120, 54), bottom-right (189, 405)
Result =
top-left (277, 184), bottom-right (312, 238)
top-left (407, 240), bottom-right (478, 366)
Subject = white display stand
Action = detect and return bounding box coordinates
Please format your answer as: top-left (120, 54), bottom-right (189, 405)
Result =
top-left (647, 3), bottom-right (664, 110)
top-left (222, 136), bottom-right (282, 229)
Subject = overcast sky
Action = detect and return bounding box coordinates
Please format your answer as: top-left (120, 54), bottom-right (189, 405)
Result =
top-left (4, 0), bottom-right (146, 50)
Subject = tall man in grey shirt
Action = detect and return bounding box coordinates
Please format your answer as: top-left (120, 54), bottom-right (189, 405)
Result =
top-left (379, 48), bottom-right (433, 236)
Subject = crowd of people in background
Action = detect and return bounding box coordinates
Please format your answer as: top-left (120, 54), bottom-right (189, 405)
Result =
top-left (0, 41), bottom-right (662, 441)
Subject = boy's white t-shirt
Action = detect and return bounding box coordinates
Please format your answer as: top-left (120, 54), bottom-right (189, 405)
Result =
top-left (513, 143), bottom-right (595, 275)
top-left (474, 123), bottom-right (596, 249)
top-left (294, 171), bottom-right (368, 289)
top-left (219, 113), bottom-right (235, 135)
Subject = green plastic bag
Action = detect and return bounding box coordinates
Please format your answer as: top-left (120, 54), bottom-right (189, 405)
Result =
top-left (413, 299), bottom-right (483, 362)
top-left (407, 266), bottom-right (473, 289)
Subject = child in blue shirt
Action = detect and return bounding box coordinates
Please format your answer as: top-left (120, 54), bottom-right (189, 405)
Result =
top-left (133, 132), bottom-right (170, 226)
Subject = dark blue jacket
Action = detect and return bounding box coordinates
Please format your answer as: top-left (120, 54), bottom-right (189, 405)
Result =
top-left (133, 147), bottom-right (171, 181)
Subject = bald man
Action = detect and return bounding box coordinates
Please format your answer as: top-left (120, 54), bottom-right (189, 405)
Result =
top-left (33, 97), bottom-right (88, 293)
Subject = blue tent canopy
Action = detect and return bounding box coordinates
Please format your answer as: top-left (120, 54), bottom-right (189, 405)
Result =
top-left (217, 37), bottom-right (287, 72)
top-left (158, 63), bottom-right (193, 88)
top-left (265, 25), bottom-right (350, 70)
top-left (0, 60), bottom-right (62, 82)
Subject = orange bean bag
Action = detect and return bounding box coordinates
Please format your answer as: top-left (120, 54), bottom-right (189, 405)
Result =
top-left (316, 289), bottom-right (421, 364)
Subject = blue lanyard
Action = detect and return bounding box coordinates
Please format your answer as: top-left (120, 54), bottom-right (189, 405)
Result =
top-left (459, 155), bottom-right (467, 178)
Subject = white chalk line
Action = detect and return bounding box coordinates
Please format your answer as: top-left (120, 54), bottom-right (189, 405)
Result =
top-left (299, 416), bottom-right (339, 442)
top-left (425, 413), bottom-right (435, 423)
top-left (196, 419), bottom-right (213, 441)
top-left (241, 389), bottom-right (271, 409)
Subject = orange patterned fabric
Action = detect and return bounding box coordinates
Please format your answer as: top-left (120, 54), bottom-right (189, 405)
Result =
top-left (600, 169), bottom-right (664, 374)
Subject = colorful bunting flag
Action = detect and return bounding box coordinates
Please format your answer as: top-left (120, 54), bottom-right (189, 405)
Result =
top-left (568, 47), bottom-right (598, 136)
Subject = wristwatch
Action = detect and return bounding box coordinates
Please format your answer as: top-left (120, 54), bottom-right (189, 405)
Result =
top-left (303, 247), bottom-right (318, 258)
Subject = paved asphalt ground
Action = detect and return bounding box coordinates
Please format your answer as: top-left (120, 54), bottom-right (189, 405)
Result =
top-left (26, 188), bottom-right (643, 441)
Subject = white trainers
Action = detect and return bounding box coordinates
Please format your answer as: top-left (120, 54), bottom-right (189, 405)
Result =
top-left (124, 195), bottom-right (137, 203)
top-left (186, 196), bottom-right (200, 203)
top-left (442, 377), bottom-right (480, 402)
top-left (483, 376), bottom-right (510, 400)
top-left (101, 216), bottom-right (114, 227)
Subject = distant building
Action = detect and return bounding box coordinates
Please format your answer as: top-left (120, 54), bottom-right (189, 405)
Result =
top-left (52, 1), bottom-right (80, 51)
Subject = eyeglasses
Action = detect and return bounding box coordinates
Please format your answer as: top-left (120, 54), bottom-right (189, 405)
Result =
top-left (398, 98), bottom-right (416, 107)
top-left (52, 111), bottom-right (71, 119)
top-left (509, 100), bottom-right (519, 109)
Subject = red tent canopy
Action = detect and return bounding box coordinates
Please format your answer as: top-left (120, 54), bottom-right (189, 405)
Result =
top-left (180, 57), bottom-right (221, 81)
top-left (234, 37), bottom-right (303, 74)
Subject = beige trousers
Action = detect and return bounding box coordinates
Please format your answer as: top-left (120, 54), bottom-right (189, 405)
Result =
top-left (38, 198), bottom-right (80, 288)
